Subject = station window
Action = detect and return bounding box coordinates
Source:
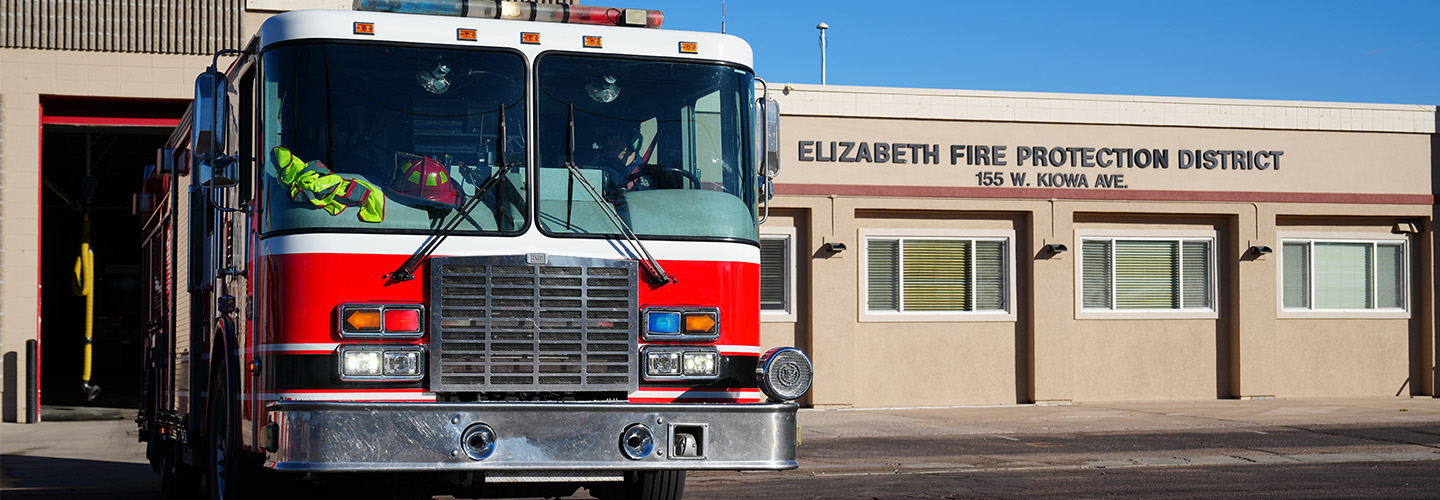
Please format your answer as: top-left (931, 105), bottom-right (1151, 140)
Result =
top-left (1080, 237), bottom-right (1213, 312)
top-left (864, 236), bottom-right (1010, 317)
top-left (1281, 238), bottom-right (1406, 313)
top-left (759, 233), bottom-right (793, 317)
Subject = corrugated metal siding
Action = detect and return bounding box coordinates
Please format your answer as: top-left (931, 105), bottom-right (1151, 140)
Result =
top-left (2, 0), bottom-right (243, 54)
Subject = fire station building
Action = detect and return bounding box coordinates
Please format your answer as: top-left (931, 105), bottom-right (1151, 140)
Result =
top-left (2, 2), bottom-right (1438, 420)
top-left (759, 85), bottom-right (1438, 408)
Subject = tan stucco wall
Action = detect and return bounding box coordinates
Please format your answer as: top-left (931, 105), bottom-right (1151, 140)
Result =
top-left (1275, 319), bottom-right (1410, 397)
top-left (1073, 319), bottom-right (1221, 401)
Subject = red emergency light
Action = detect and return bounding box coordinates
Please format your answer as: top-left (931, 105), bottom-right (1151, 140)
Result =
top-left (354, 0), bottom-right (664, 29)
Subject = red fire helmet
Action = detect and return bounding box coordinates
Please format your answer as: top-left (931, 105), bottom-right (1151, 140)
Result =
top-left (389, 155), bottom-right (461, 209)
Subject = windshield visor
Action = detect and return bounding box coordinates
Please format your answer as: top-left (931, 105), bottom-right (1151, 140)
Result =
top-left (536, 55), bottom-right (757, 243)
top-left (261, 43), bottom-right (527, 235)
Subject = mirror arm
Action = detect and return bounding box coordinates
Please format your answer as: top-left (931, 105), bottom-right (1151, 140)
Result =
top-left (210, 49), bottom-right (244, 72)
top-left (755, 77), bottom-right (772, 225)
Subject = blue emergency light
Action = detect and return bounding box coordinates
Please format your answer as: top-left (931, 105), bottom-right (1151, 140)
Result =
top-left (646, 311), bottom-right (681, 334)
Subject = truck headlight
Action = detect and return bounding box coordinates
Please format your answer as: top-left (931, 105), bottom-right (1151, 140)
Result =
top-left (683, 351), bottom-right (717, 376)
top-left (384, 350), bottom-right (421, 377)
top-left (342, 349), bottom-right (383, 377)
top-left (643, 347), bottom-right (719, 381)
top-left (646, 350), bottom-right (681, 376)
top-left (338, 346), bottom-right (425, 381)
top-left (757, 347), bottom-right (812, 402)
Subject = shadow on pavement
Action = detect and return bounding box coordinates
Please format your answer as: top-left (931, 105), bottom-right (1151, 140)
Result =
top-left (0, 455), bottom-right (158, 499)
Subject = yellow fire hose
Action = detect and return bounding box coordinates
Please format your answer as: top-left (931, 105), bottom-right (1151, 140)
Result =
top-left (72, 214), bottom-right (100, 401)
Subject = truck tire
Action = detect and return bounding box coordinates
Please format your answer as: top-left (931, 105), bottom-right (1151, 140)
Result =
top-left (207, 368), bottom-right (256, 500)
top-left (598, 471), bottom-right (685, 500)
top-left (159, 450), bottom-right (202, 500)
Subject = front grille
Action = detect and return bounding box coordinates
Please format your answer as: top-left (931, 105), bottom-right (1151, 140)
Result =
top-left (428, 255), bottom-right (638, 393)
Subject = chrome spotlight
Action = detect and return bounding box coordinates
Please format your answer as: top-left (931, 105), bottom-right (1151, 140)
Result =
top-left (757, 347), bottom-right (813, 402)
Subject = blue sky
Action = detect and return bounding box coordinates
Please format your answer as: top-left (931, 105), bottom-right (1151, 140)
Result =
top-left (602, 1), bottom-right (1439, 106)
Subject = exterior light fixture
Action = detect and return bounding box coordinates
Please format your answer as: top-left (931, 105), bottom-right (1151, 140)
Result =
top-left (1043, 243), bottom-right (1068, 254)
top-left (1248, 245), bottom-right (1273, 256)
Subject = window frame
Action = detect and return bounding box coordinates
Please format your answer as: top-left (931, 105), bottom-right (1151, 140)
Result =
top-left (257, 41), bottom-right (532, 238)
top-left (859, 228), bottom-right (1016, 323)
top-left (759, 227), bottom-right (797, 322)
top-left (1277, 232), bottom-right (1410, 319)
top-left (532, 52), bottom-right (759, 244)
top-left (1074, 229), bottom-right (1219, 320)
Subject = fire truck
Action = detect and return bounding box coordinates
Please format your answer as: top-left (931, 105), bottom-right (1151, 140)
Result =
top-left (134, 1), bottom-right (807, 498)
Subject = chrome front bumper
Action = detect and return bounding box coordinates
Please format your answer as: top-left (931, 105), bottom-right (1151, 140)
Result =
top-left (264, 402), bottom-right (798, 472)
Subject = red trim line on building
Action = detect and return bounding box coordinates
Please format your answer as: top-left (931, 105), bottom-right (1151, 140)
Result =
top-left (40, 116), bottom-right (182, 127)
top-left (775, 183), bottom-right (1434, 206)
top-left (39, 95), bottom-right (190, 128)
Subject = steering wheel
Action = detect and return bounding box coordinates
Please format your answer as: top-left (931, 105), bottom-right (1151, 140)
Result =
top-left (619, 166), bottom-right (700, 190)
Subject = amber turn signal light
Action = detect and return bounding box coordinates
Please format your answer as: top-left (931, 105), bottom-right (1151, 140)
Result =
top-left (345, 309), bottom-right (383, 331)
top-left (683, 312), bottom-right (718, 334)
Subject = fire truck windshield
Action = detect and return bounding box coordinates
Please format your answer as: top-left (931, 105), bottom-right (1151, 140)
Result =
top-left (260, 42), bottom-right (527, 235)
top-left (536, 54), bottom-right (758, 243)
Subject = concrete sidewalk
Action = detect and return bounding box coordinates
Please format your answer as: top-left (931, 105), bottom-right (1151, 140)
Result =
top-left (796, 396), bottom-right (1440, 440)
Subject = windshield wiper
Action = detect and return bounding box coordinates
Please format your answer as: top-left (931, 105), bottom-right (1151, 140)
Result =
top-left (563, 104), bottom-right (674, 286)
top-left (387, 105), bottom-right (512, 283)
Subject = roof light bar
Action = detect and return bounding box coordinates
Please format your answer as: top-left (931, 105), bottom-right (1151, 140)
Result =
top-left (354, 0), bottom-right (664, 28)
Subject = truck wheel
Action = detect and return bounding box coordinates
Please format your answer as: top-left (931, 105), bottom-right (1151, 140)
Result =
top-left (207, 370), bottom-right (254, 500)
top-left (598, 471), bottom-right (685, 500)
top-left (159, 451), bottom-right (202, 500)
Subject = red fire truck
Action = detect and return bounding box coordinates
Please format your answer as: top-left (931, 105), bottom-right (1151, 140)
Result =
top-left (134, 2), bottom-right (807, 498)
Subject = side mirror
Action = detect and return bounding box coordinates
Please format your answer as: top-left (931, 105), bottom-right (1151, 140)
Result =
top-left (204, 157), bottom-right (239, 189)
top-left (192, 68), bottom-right (228, 162)
top-left (762, 94), bottom-right (781, 178)
top-left (193, 68), bottom-right (238, 188)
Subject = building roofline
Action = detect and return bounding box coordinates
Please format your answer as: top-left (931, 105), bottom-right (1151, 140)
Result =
top-left (774, 83), bottom-right (1437, 134)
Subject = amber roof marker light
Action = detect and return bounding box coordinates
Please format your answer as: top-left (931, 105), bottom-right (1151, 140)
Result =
top-left (355, 1), bottom-right (664, 28)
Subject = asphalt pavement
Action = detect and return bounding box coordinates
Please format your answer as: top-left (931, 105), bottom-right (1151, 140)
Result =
top-left (3, 397), bottom-right (1439, 499)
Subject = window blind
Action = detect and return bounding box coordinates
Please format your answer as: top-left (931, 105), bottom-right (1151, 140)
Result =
top-left (1081, 240), bottom-right (1112, 308)
top-left (759, 237), bottom-right (788, 312)
top-left (1181, 241), bottom-right (1211, 309)
top-left (1083, 237), bottom-right (1211, 312)
top-left (902, 240), bottom-right (970, 311)
top-left (867, 240), bottom-right (898, 311)
top-left (1282, 242), bottom-right (1310, 309)
top-left (1377, 243), bottom-right (1404, 309)
top-left (1313, 242), bottom-right (1372, 309)
top-left (1114, 240), bottom-right (1178, 309)
top-left (866, 237), bottom-right (1009, 314)
top-left (974, 240), bottom-right (1007, 311)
